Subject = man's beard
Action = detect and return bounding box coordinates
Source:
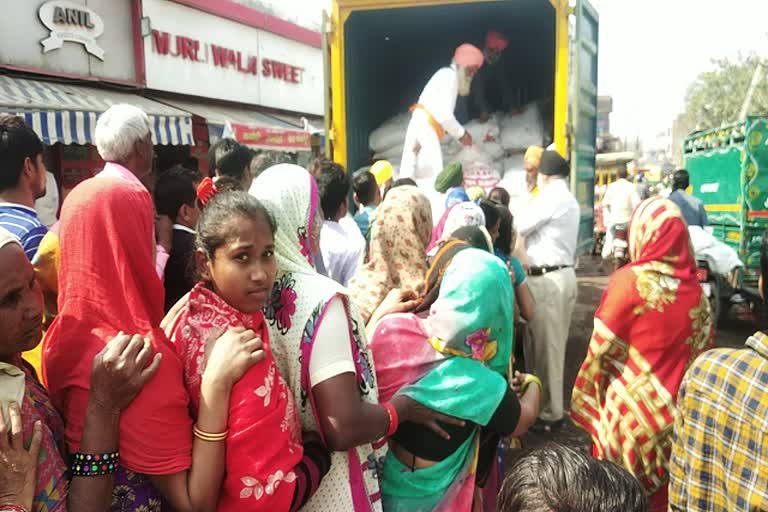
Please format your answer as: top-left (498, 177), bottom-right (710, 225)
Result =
top-left (526, 171), bottom-right (537, 192)
top-left (457, 67), bottom-right (473, 96)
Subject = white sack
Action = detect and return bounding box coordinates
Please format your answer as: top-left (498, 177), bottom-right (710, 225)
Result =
top-left (499, 103), bottom-right (545, 152)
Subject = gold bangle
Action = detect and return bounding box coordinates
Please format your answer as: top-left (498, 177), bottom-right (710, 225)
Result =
top-left (521, 375), bottom-right (543, 394)
top-left (193, 424), bottom-right (228, 442)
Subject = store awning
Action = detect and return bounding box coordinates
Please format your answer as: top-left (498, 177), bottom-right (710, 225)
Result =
top-left (153, 97), bottom-right (312, 152)
top-left (0, 75), bottom-right (194, 146)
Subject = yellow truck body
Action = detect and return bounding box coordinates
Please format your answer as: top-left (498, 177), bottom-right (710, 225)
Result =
top-left (325, 0), bottom-right (599, 252)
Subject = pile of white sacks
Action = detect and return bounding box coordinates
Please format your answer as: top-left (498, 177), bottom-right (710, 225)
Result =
top-left (367, 103), bottom-right (546, 200)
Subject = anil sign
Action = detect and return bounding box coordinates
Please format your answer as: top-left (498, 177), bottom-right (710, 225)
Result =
top-left (38, 0), bottom-right (105, 60)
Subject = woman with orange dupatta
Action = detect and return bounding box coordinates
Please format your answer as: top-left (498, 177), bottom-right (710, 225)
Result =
top-left (571, 197), bottom-right (714, 512)
top-left (43, 175), bottom-right (263, 511)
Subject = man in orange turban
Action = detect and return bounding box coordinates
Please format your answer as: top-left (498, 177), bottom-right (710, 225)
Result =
top-left (400, 44), bottom-right (484, 222)
top-left (471, 30), bottom-right (514, 122)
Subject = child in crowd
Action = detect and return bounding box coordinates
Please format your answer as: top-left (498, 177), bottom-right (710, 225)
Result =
top-left (489, 186), bottom-right (511, 207)
top-left (478, 198), bottom-right (502, 244)
top-left (370, 159), bottom-right (394, 195)
top-left (155, 165), bottom-right (201, 312)
top-left (499, 443), bottom-right (648, 512)
top-left (207, 138), bottom-right (255, 191)
top-left (163, 190), bottom-right (331, 512)
top-left (316, 162), bottom-right (365, 286)
top-left (352, 170), bottom-right (381, 237)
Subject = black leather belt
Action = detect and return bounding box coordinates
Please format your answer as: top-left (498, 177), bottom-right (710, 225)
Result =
top-left (528, 265), bottom-right (571, 276)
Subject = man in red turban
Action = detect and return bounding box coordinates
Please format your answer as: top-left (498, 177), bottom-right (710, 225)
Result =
top-left (470, 30), bottom-right (514, 122)
top-left (400, 44), bottom-right (484, 221)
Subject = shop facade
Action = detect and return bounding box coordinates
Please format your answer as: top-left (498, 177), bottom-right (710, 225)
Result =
top-left (140, 0), bottom-right (325, 172)
top-left (0, 0), bottom-right (325, 199)
top-left (0, 0), bottom-right (196, 198)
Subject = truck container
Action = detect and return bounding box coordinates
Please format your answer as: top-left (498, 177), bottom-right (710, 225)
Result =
top-left (324, 0), bottom-right (599, 253)
top-left (683, 116), bottom-right (768, 291)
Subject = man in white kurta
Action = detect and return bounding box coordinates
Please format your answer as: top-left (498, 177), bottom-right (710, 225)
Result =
top-left (400, 44), bottom-right (484, 221)
top-left (600, 166), bottom-right (639, 258)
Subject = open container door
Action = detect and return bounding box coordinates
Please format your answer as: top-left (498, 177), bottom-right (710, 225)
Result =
top-left (322, 8), bottom-right (334, 158)
top-left (571, 0), bottom-right (599, 255)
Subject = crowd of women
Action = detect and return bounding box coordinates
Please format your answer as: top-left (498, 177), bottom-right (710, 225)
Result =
top-left (0, 104), bottom-right (765, 512)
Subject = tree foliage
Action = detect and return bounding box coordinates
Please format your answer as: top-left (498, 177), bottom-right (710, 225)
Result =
top-left (685, 55), bottom-right (768, 129)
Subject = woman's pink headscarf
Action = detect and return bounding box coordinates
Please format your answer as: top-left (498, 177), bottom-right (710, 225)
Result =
top-left (426, 202), bottom-right (486, 253)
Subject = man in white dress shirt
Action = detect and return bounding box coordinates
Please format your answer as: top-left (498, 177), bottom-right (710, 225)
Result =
top-left (516, 150), bottom-right (579, 430)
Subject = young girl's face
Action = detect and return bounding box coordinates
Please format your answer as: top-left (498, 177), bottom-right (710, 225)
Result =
top-left (201, 215), bottom-right (277, 314)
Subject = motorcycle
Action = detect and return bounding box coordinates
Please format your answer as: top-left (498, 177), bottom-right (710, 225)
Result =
top-left (696, 259), bottom-right (720, 329)
top-left (696, 258), bottom-right (745, 330)
top-left (610, 223), bottom-right (629, 263)
top-left (602, 222), bottom-right (629, 273)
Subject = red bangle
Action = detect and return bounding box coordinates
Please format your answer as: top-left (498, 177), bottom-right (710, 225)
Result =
top-left (382, 402), bottom-right (399, 437)
top-left (0, 505), bottom-right (29, 512)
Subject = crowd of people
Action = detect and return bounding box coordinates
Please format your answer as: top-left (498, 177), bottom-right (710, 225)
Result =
top-left (0, 101), bottom-right (766, 512)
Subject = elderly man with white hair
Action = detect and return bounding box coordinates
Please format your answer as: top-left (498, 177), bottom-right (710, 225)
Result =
top-left (93, 104), bottom-right (172, 277)
top-left (400, 43), bottom-right (484, 221)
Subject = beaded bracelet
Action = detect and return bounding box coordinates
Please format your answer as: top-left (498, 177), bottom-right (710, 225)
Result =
top-left (70, 451), bottom-right (119, 477)
top-left (0, 505), bottom-right (29, 512)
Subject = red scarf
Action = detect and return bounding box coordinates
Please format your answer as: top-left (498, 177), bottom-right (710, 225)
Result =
top-left (43, 176), bottom-right (193, 475)
top-left (164, 283), bottom-right (302, 511)
top-left (571, 197), bottom-right (713, 499)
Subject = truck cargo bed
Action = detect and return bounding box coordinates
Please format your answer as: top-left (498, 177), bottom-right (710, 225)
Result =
top-left (340, 0), bottom-right (556, 172)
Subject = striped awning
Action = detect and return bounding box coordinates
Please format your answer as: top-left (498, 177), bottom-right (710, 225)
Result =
top-left (0, 75), bottom-right (194, 146)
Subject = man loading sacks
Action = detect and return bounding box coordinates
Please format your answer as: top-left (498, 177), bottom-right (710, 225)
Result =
top-left (400, 44), bottom-right (484, 197)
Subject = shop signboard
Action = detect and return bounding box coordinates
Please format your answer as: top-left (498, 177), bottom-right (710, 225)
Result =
top-left (230, 122), bottom-right (311, 150)
top-left (0, 0), bottom-right (139, 83)
top-left (142, 0), bottom-right (323, 115)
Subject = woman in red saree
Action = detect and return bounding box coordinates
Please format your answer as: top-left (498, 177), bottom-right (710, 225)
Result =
top-left (43, 175), bottom-right (262, 511)
top-left (571, 197), bottom-right (714, 511)
top-left (163, 190), bottom-right (331, 511)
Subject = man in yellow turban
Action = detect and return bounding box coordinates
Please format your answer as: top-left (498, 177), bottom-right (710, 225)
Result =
top-left (524, 145), bottom-right (544, 197)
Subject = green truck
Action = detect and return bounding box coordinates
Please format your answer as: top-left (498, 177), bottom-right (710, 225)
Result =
top-left (683, 116), bottom-right (768, 297)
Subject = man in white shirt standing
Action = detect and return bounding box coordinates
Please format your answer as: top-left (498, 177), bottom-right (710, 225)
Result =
top-left (516, 150), bottom-right (579, 431)
top-left (400, 43), bottom-right (484, 218)
top-left (600, 165), bottom-right (640, 258)
top-left (316, 161), bottom-right (364, 286)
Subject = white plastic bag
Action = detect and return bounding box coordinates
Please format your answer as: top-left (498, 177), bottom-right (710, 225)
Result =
top-left (369, 112), bottom-right (410, 153)
top-left (453, 146), bottom-right (500, 192)
top-left (499, 103), bottom-right (545, 151)
top-left (373, 146), bottom-right (404, 162)
top-left (464, 117), bottom-right (501, 144)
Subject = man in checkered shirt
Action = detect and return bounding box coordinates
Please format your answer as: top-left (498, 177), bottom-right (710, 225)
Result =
top-left (668, 231), bottom-right (768, 511)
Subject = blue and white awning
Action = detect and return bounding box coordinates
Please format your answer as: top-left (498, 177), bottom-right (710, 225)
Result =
top-left (0, 75), bottom-right (194, 146)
